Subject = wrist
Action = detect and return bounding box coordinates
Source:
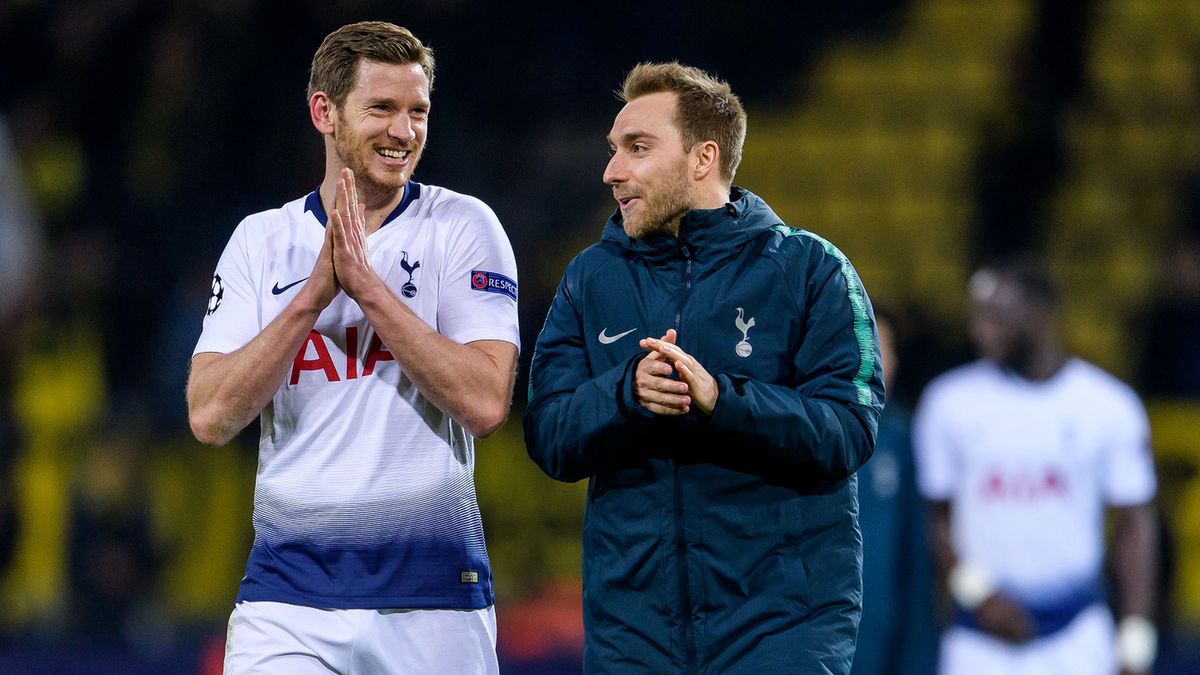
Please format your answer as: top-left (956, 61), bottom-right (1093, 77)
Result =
top-left (948, 561), bottom-right (996, 610)
top-left (1116, 615), bottom-right (1157, 672)
top-left (290, 287), bottom-right (329, 317)
top-left (348, 274), bottom-right (389, 307)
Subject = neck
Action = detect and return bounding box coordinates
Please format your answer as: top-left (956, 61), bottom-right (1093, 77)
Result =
top-left (1009, 344), bottom-right (1067, 381)
top-left (695, 182), bottom-right (729, 210)
top-left (665, 183), bottom-right (730, 238)
top-left (318, 172), bottom-right (406, 235)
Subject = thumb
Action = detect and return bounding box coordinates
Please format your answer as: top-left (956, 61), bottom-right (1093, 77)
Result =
top-left (661, 328), bottom-right (677, 344)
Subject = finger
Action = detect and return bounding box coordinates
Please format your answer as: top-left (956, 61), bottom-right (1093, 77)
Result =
top-left (641, 376), bottom-right (688, 395)
top-left (331, 209), bottom-right (346, 242)
top-left (347, 171), bottom-right (361, 227)
top-left (662, 328), bottom-right (677, 344)
top-left (639, 359), bottom-right (675, 378)
top-left (642, 402), bottom-right (689, 416)
top-left (642, 338), bottom-right (665, 352)
top-left (641, 390), bottom-right (692, 407)
top-left (336, 176), bottom-right (348, 212)
top-left (639, 341), bottom-right (668, 360)
top-left (648, 339), bottom-right (692, 369)
top-left (637, 390), bottom-right (692, 412)
top-left (675, 359), bottom-right (696, 385)
top-left (321, 214), bottom-right (335, 248)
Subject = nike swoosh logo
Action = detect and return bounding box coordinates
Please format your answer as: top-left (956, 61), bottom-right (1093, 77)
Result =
top-left (271, 277), bottom-right (310, 295)
top-left (598, 328), bottom-right (637, 345)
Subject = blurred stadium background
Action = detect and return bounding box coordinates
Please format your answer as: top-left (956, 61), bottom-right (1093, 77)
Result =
top-left (1, 0), bottom-right (1199, 672)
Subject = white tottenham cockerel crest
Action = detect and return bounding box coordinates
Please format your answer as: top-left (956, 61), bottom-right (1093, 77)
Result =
top-left (735, 307), bottom-right (755, 357)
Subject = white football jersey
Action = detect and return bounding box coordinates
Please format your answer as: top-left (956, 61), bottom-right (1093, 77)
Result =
top-left (913, 358), bottom-right (1155, 601)
top-left (194, 183), bottom-right (519, 609)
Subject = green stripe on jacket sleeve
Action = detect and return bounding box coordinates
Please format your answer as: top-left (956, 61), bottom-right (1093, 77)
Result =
top-left (772, 225), bottom-right (877, 406)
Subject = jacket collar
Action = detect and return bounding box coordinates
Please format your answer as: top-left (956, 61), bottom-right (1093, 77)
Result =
top-left (601, 187), bottom-right (778, 264)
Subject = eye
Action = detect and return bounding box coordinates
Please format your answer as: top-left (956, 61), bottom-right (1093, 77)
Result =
top-left (631, 143), bottom-right (647, 153)
top-left (607, 146), bottom-right (616, 157)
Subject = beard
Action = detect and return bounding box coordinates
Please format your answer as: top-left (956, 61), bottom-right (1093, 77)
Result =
top-left (622, 162), bottom-right (693, 239)
top-left (332, 116), bottom-right (423, 202)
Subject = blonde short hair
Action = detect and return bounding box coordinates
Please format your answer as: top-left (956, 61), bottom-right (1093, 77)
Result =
top-left (620, 62), bottom-right (747, 184)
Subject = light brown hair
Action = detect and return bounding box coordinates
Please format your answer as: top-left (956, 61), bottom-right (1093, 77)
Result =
top-left (620, 62), bottom-right (747, 184)
top-left (307, 22), bottom-right (436, 106)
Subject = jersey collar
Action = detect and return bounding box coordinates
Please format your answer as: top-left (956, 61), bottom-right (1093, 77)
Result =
top-left (304, 182), bottom-right (423, 229)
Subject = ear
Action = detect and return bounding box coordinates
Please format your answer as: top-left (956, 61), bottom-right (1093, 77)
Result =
top-left (691, 140), bottom-right (721, 181)
top-left (310, 92), bottom-right (337, 135)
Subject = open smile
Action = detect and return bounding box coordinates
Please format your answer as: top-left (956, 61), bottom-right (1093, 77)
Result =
top-left (376, 147), bottom-right (412, 165)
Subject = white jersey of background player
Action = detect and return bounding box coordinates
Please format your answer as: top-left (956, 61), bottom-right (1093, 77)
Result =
top-left (187, 22), bottom-right (518, 675)
top-left (913, 258), bottom-right (1158, 675)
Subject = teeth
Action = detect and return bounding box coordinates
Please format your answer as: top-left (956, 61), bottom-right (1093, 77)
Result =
top-left (378, 148), bottom-right (408, 159)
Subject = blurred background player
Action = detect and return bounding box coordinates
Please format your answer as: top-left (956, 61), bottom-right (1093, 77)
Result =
top-left (853, 307), bottom-right (939, 675)
top-left (914, 256), bottom-right (1158, 675)
top-left (186, 22), bottom-right (519, 674)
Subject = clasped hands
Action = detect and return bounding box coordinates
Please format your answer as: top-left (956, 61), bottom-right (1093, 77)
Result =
top-left (635, 329), bottom-right (719, 416)
top-left (308, 168), bottom-right (381, 307)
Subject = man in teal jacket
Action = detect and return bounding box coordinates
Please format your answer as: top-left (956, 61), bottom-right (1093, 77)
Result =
top-left (524, 61), bottom-right (884, 674)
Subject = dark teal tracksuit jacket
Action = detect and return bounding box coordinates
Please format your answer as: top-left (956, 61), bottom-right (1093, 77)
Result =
top-left (524, 188), bottom-right (884, 674)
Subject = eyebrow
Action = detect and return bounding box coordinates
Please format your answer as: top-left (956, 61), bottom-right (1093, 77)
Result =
top-left (607, 129), bottom-right (657, 146)
top-left (361, 96), bottom-right (431, 109)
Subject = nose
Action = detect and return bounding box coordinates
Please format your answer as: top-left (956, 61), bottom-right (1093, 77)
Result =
top-left (603, 152), bottom-right (626, 186)
top-left (389, 113), bottom-right (416, 144)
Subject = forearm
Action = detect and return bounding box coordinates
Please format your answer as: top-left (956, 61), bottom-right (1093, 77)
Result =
top-left (1112, 504), bottom-right (1158, 619)
top-left (707, 375), bottom-right (878, 479)
top-left (928, 501), bottom-right (957, 578)
top-left (356, 282), bottom-right (515, 438)
top-left (525, 354), bottom-right (646, 482)
top-left (187, 299), bottom-right (323, 445)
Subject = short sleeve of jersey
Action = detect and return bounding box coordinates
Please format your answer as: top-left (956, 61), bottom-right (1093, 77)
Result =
top-left (194, 221), bottom-right (260, 356)
top-left (436, 198), bottom-right (520, 349)
top-left (912, 379), bottom-right (958, 501)
top-left (1101, 387), bottom-right (1156, 506)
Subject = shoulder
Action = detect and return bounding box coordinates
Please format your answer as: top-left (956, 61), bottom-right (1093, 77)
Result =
top-left (1063, 359), bottom-right (1146, 419)
top-left (554, 238), bottom-right (627, 304)
top-left (760, 223), bottom-right (853, 270)
top-left (414, 183), bottom-right (500, 227)
top-left (919, 361), bottom-right (994, 410)
top-left (228, 194), bottom-right (311, 259)
top-left (757, 224), bottom-right (866, 300)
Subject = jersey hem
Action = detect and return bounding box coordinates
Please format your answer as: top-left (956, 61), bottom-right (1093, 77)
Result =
top-left (235, 588), bottom-right (496, 610)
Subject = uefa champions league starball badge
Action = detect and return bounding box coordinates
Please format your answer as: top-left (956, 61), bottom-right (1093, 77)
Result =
top-left (207, 274), bottom-right (224, 315)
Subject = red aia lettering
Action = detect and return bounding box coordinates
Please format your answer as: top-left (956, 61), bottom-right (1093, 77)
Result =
top-left (363, 333), bottom-right (395, 376)
top-left (289, 327), bottom-right (395, 384)
top-left (290, 330), bottom-right (340, 384)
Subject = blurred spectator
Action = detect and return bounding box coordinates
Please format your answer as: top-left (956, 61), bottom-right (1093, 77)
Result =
top-left (0, 113), bottom-right (40, 324)
top-left (853, 307), bottom-right (939, 675)
top-left (67, 420), bottom-right (168, 653)
top-left (0, 112), bottom-right (39, 585)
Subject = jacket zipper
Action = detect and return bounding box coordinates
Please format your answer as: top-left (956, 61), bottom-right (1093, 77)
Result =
top-left (674, 239), bottom-right (698, 672)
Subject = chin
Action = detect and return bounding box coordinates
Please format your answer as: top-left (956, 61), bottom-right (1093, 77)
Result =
top-left (624, 218), bottom-right (667, 239)
top-left (361, 167), bottom-right (411, 194)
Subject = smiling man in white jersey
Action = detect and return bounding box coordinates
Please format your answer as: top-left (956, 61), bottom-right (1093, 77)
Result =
top-left (186, 22), bottom-right (519, 674)
top-left (913, 257), bottom-right (1158, 675)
